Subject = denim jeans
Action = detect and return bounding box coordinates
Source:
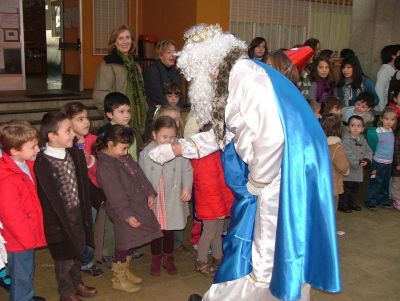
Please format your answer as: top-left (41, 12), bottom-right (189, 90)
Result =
top-left (8, 249), bottom-right (35, 301)
top-left (367, 161), bottom-right (392, 206)
top-left (81, 207), bottom-right (97, 268)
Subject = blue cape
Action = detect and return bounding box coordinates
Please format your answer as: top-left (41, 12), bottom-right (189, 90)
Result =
top-left (214, 59), bottom-right (341, 300)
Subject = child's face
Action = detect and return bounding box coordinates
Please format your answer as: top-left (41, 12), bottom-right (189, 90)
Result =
top-left (330, 105), bottom-right (342, 116)
top-left (348, 119), bottom-right (364, 137)
top-left (254, 42), bottom-right (266, 59)
top-left (10, 138), bottom-right (40, 162)
top-left (49, 119), bottom-right (75, 148)
top-left (317, 61), bottom-right (330, 79)
top-left (106, 104), bottom-right (131, 126)
top-left (152, 127), bottom-right (176, 145)
top-left (393, 93), bottom-right (400, 105)
top-left (161, 110), bottom-right (181, 129)
top-left (342, 64), bottom-right (353, 78)
top-left (166, 93), bottom-right (180, 106)
top-left (106, 142), bottom-right (130, 158)
top-left (381, 112), bottom-right (397, 130)
top-left (354, 100), bottom-right (371, 114)
top-left (71, 110), bottom-right (90, 139)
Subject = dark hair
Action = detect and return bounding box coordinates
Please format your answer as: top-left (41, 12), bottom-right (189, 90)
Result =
top-left (310, 56), bottom-right (333, 81)
top-left (248, 37), bottom-right (268, 61)
top-left (163, 82), bottom-right (182, 96)
top-left (319, 49), bottom-right (334, 60)
top-left (104, 92), bottom-right (130, 114)
top-left (40, 111), bottom-right (69, 145)
top-left (320, 96), bottom-right (342, 116)
top-left (95, 124), bottom-right (134, 154)
top-left (338, 56), bottom-right (365, 89)
top-left (348, 115), bottom-right (365, 127)
top-left (304, 38), bottom-right (320, 52)
top-left (62, 101), bottom-right (87, 118)
top-left (380, 44), bottom-right (400, 64)
top-left (355, 91), bottom-right (375, 108)
top-left (267, 50), bottom-right (299, 84)
top-left (152, 115), bottom-right (178, 133)
top-left (340, 48), bottom-right (355, 60)
top-left (394, 56), bottom-right (400, 70)
top-left (320, 113), bottom-right (343, 137)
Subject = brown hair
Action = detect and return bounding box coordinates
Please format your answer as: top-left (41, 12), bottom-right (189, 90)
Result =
top-left (39, 111), bottom-right (69, 145)
top-left (152, 115), bottom-right (178, 134)
top-left (107, 24), bottom-right (136, 55)
top-left (320, 114), bottom-right (343, 138)
top-left (163, 82), bottom-right (182, 96)
top-left (268, 50), bottom-right (299, 84)
top-left (0, 120), bottom-right (39, 155)
top-left (62, 101), bottom-right (87, 118)
top-left (156, 105), bottom-right (182, 137)
top-left (156, 40), bottom-right (176, 57)
top-left (248, 37), bottom-right (268, 62)
top-left (320, 96), bottom-right (342, 116)
top-left (95, 124), bottom-right (134, 155)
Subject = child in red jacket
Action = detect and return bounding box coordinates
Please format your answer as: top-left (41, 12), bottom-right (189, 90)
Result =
top-left (0, 120), bottom-right (47, 301)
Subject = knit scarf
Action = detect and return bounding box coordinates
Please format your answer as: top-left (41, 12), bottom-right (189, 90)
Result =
top-left (117, 51), bottom-right (147, 133)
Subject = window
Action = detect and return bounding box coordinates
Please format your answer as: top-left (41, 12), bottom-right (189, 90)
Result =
top-left (93, 0), bottom-right (130, 55)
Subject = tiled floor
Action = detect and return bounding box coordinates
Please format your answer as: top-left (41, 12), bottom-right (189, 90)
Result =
top-left (1, 207), bottom-right (399, 301)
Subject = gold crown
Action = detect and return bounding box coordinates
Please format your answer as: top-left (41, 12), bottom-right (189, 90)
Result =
top-left (183, 24), bottom-right (222, 44)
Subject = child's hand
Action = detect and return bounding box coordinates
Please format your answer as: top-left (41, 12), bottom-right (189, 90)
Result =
top-left (148, 195), bottom-right (155, 209)
top-left (180, 188), bottom-right (191, 202)
top-left (396, 165), bottom-right (400, 171)
top-left (359, 160), bottom-right (368, 167)
top-left (126, 216), bottom-right (141, 228)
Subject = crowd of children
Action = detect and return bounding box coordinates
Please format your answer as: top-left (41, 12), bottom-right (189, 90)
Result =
top-left (0, 35), bottom-right (400, 301)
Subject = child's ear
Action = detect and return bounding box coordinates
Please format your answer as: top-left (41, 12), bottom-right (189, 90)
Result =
top-left (152, 130), bottom-right (156, 140)
top-left (106, 112), bottom-right (113, 120)
top-left (9, 148), bottom-right (19, 156)
top-left (48, 132), bottom-right (56, 141)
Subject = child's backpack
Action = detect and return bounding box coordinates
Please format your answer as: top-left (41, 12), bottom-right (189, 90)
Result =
top-left (388, 70), bottom-right (400, 101)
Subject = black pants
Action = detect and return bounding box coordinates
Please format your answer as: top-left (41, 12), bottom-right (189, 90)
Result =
top-left (55, 259), bottom-right (82, 298)
top-left (339, 181), bottom-right (360, 209)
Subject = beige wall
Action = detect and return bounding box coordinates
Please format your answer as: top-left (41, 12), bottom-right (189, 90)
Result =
top-left (351, 0), bottom-right (400, 81)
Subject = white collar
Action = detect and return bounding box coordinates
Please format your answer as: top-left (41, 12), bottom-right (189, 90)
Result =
top-left (44, 144), bottom-right (66, 159)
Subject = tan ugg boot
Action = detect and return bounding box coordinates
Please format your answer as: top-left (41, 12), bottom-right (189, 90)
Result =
top-left (125, 256), bottom-right (143, 284)
top-left (111, 261), bottom-right (141, 293)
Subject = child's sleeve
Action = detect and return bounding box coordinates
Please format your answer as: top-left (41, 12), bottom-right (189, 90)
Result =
top-left (97, 166), bottom-right (136, 223)
top-left (0, 180), bottom-right (30, 249)
top-left (362, 137), bottom-right (373, 161)
top-left (181, 158), bottom-right (193, 189)
top-left (333, 144), bottom-right (350, 176)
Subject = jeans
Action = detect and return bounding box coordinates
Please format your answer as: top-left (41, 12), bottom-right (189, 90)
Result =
top-left (367, 161), bottom-right (392, 206)
top-left (81, 207), bottom-right (97, 268)
top-left (8, 249), bottom-right (35, 301)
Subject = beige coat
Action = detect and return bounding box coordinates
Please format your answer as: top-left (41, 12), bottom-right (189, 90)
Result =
top-left (328, 136), bottom-right (350, 196)
top-left (93, 59), bottom-right (143, 112)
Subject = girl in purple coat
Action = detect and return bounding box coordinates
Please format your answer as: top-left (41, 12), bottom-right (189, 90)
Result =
top-left (96, 124), bottom-right (162, 293)
top-left (309, 56), bottom-right (336, 103)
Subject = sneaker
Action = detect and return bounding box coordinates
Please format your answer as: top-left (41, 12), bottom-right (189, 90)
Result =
top-left (81, 265), bottom-right (104, 277)
top-left (101, 255), bottom-right (114, 269)
top-left (366, 205), bottom-right (377, 211)
top-left (336, 230), bottom-right (346, 236)
top-left (132, 249), bottom-right (144, 261)
top-left (378, 202), bottom-right (393, 209)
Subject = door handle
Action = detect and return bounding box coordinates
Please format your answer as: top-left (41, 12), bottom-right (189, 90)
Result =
top-left (59, 38), bottom-right (81, 51)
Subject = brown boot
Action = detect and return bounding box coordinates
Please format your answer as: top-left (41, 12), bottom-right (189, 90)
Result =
top-left (162, 253), bottom-right (177, 275)
top-left (111, 261), bottom-right (141, 293)
top-left (150, 254), bottom-right (162, 277)
top-left (125, 256), bottom-right (143, 284)
top-left (212, 257), bottom-right (223, 269)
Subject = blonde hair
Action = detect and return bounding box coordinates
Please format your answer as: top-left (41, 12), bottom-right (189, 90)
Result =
top-left (156, 40), bottom-right (176, 57)
top-left (378, 107), bottom-right (397, 128)
top-left (108, 24), bottom-right (136, 55)
top-left (156, 104), bottom-right (183, 137)
top-left (0, 120), bottom-right (39, 155)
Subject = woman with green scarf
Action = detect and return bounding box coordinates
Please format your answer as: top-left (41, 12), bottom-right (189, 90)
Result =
top-left (93, 24), bottom-right (147, 134)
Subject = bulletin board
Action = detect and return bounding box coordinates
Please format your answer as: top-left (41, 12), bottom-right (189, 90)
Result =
top-left (0, 0), bottom-right (22, 75)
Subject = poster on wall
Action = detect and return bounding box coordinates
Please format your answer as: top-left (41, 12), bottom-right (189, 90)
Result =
top-left (0, 14), bottom-right (19, 29)
top-left (0, 0), bottom-right (19, 13)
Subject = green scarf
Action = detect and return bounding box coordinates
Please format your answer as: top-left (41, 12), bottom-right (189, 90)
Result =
top-left (117, 51), bottom-right (147, 133)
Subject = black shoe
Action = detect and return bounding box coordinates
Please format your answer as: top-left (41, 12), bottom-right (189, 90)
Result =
top-left (0, 277), bottom-right (10, 291)
top-left (350, 204), bottom-right (362, 211)
top-left (338, 207), bottom-right (352, 213)
top-left (188, 294), bottom-right (202, 301)
top-left (132, 249), bottom-right (144, 261)
top-left (81, 264), bottom-right (104, 277)
top-left (366, 205), bottom-right (377, 211)
top-left (33, 296), bottom-right (46, 301)
top-left (378, 203), bottom-right (393, 209)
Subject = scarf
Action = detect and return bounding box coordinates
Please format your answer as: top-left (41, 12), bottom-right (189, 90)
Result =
top-left (117, 51), bottom-right (147, 133)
